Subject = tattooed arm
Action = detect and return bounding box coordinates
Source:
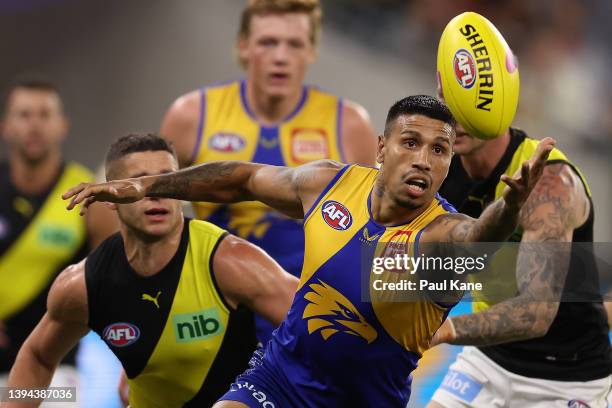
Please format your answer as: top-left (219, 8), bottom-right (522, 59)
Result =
top-left (425, 137), bottom-right (555, 244)
top-left (431, 163), bottom-right (589, 346)
top-left (63, 160), bottom-right (343, 218)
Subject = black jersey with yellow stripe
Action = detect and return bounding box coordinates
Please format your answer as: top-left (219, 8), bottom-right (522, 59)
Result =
top-left (439, 128), bottom-right (611, 381)
top-left (0, 162), bottom-right (91, 372)
top-left (85, 218), bottom-right (257, 407)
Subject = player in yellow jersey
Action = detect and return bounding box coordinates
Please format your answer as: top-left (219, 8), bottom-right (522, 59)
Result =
top-left (160, 0), bottom-right (377, 343)
top-left (63, 95), bottom-right (554, 406)
top-left (3, 134), bottom-right (298, 408)
top-left (0, 79), bottom-right (116, 393)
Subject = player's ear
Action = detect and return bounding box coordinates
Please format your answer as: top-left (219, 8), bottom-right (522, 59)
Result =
top-left (376, 134), bottom-right (385, 165)
top-left (237, 35), bottom-right (249, 67)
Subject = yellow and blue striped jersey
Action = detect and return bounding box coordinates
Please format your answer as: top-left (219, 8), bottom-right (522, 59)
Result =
top-left (260, 165), bottom-right (456, 406)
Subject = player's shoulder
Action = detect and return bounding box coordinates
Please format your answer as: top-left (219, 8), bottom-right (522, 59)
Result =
top-left (48, 259), bottom-right (88, 323)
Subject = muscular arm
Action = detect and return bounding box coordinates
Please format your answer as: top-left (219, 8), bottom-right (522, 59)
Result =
top-left (159, 91), bottom-right (201, 167)
top-left (340, 101), bottom-right (377, 166)
top-left (3, 262), bottom-right (89, 407)
top-left (212, 235), bottom-right (298, 325)
top-left (65, 160), bottom-right (343, 219)
top-left (425, 137), bottom-right (555, 244)
top-left (433, 163), bottom-right (587, 346)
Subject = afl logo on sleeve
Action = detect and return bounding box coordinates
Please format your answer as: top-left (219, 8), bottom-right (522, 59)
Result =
top-left (321, 200), bottom-right (352, 231)
top-left (453, 49), bottom-right (477, 89)
top-left (103, 322), bottom-right (141, 347)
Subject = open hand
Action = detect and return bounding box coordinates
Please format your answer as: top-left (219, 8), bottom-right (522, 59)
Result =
top-left (62, 178), bottom-right (147, 215)
top-left (501, 137), bottom-right (555, 211)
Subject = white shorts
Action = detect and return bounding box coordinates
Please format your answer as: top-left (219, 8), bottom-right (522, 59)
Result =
top-left (1, 365), bottom-right (80, 407)
top-left (431, 346), bottom-right (612, 408)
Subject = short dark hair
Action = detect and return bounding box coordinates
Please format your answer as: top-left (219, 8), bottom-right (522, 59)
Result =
top-left (105, 133), bottom-right (177, 179)
top-left (384, 95), bottom-right (456, 137)
top-left (2, 77), bottom-right (62, 115)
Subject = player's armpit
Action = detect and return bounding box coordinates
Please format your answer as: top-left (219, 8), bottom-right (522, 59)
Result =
top-left (159, 90), bottom-right (201, 168)
top-left (4, 262), bottom-right (89, 401)
top-left (340, 100), bottom-right (377, 166)
top-left (212, 235), bottom-right (298, 326)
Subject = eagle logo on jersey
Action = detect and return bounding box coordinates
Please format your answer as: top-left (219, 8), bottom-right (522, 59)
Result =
top-left (302, 280), bottom-right (377, 343)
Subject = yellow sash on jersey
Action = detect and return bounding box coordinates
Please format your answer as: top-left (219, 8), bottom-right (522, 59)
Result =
top-left (0, 163), bottom-right (91, 320)
top-left (128, 220), bottom-right (230, 408)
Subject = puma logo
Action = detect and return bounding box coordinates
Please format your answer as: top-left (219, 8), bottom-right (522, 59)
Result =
top-left (142, 291), bottom-right (161, 309)
top-left (260, 137), bottom-right (278, 149)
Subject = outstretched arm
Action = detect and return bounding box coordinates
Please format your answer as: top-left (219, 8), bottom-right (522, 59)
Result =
top-left (3, 262), bottom-right (89, 407)
top-left (432, 163), bottom-right (587, 346)
top-left (425, 137), bottom-right (555, 244)
top-left (63, 160), bottom-right (342, 219)
top-left (212, 235), bottom-right (298, 325)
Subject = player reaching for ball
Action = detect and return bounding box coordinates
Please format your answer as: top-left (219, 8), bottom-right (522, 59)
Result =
top-left (63, 96), bottom-right (554, 407)
top-left (428, 80), bottom-right (611, 408)
top-left (2, 134), bottom-right (298, 408)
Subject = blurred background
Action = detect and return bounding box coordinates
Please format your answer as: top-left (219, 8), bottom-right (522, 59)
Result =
top-left (1, 0), bottom-right (610, 406)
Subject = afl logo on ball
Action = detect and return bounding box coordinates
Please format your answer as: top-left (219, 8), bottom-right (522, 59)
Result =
top-left (321, 200), bottom-right (352, 231)
top-left (568, 401), bottom-right (590, 408)
top-left (103, 323), bottom-right (140, 347)
top-left (453, 49), bottom-right (477, 89)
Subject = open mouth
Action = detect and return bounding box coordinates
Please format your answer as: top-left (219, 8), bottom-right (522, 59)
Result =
top-left (269, 72), bottom-right (289, 81)
top-left (144, 208), bottom-right (169, 216)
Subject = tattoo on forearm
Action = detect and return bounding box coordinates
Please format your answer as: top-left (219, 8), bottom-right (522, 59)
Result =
top-left (449, 164), bottom-right (577, 346)
top-left (148, 162), bottom-right (241, 201)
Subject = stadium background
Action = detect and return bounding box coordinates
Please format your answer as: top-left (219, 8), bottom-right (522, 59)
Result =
top-left (1, 0), bottom-right (610, 406)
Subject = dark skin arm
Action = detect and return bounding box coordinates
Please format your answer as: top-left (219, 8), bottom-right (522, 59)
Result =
top-left (431, 162), bottom-right (588, 346)
top-left (1, 262), bottom-right (89, 408)
top-left (63, 160), bottom-right (343, 219)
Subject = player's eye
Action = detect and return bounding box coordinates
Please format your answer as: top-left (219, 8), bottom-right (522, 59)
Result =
top-left (404, 139), bottom-right (417, 148)
top-left (433, 146), bottom-right (444, 154)
top-left (259, 38), bottom-right (278, 47)
top-left (288, 39), bottom-right (305, 49)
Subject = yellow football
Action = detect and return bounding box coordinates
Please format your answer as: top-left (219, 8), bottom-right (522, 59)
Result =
top-left (437, 12), bottom-right (519, 140)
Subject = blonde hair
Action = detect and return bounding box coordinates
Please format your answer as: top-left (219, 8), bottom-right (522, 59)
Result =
top-left (238, 0), bottom-right (322, 46)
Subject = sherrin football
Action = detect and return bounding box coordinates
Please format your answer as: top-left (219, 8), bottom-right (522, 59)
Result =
top-left (437, 12), bottom-right (519, 140)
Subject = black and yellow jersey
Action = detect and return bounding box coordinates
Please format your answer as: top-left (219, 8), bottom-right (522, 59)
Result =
top-left (439, 128), bottom-right (611, 381)
top-left (0, 162), bottom-right (92, 372)
top-left (85, 219), bottom-right (257, 407)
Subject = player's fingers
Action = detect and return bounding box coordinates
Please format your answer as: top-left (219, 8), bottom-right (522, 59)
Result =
top-left (533, 137), bottom-right (555, 166)
top-left (520, 161), bottom-right (529, 184)
top-left (62, 183), bottom-right (89, 200)
top-left (501, 175), bottom-right (521, 191)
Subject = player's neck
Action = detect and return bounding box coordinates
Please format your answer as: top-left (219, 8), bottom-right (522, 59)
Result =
top-left (246, 80), bottom-right (303, 126)
top-left (460, 131), bottom-right (510, 180)
top-left (9, 151), bottom-right (62, 195)
top-left (370, 187), bottom-right (429, 226)
top-left (122, 217), bottom-right (184, 277)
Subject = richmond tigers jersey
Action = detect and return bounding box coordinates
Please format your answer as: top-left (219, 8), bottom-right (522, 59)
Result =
top-left (0, 162), bottom-right (91, 371)
top-left (440, 128), bottom-right (611, 381)
top-left (85, 219), bottom-right (257, 407)
top-left (190, 79), bottom-right (344, 278)
top-left (260, 165), bottom-right (456, 406)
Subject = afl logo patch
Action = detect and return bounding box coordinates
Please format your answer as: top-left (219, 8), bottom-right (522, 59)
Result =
top-left (208, 133), bottom-right (246, 153)
top-left (103, 323), bottom-right (140, 347)
top-left (321, 200), bottom-right (352, 231)
top-left (453, 49), bottom-right (477, 89)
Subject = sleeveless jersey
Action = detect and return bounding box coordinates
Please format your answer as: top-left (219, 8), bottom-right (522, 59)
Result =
top-left (190, 79), bottom-right (344, 277)
top-left (0, 162), bottom-right (91, 371)
top-left (85, 219), bottom-right (257, 407)
top-left (259, 165), bottom-right (457, 406)
top-left (439, 128), bottom-right (611, 381)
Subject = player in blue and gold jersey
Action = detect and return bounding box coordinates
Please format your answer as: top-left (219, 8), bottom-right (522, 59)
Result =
top-left (63, 95), bottom-right (554, 407)
top-left (5, 134), bottom-right (298, 408)
top-left (160, 0), bottom-right (377, 343)
top-left (0, 79), bottom-right (116, 388)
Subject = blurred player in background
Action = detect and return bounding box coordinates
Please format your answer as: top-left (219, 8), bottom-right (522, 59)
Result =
top-left (429, 88), bottom-right (612, 406)
top-left (62, 95), bottom-right (554, 407)
top-left (160, 0), bottom-right (377, 343)
top-left (4, 134), bottom-right (298, 408)
top-left (0, 79), bottom-right (117, 393)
